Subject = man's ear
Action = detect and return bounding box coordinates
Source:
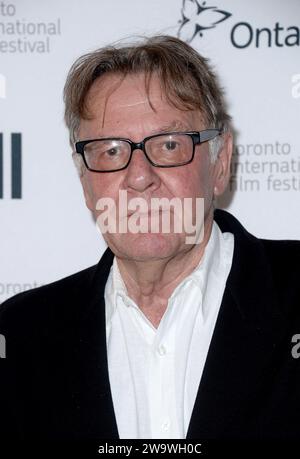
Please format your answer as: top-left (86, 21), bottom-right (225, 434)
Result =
top-left (72, 152), bottom-right (95, 211)
top-left (72, 152), bottom-right (84, 178)
top-left (79, 170), bottom-right (95, 212)
top-left (213, 131), bottom-right (233, 197)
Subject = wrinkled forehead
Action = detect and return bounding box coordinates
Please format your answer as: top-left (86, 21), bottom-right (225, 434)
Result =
top-left (86, 73), bottom-right (158, 113)
top-left (83, 72), bottom-right (205, 126)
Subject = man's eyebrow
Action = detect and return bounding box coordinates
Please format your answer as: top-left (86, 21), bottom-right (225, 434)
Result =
top-left (152, 120), bottom-right (192, 134)
top-left (91, 121), bottom-right (193, 141)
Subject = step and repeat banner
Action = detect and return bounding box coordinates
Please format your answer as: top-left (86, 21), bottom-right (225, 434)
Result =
top-left (0, 0), bottom-right (299, 303)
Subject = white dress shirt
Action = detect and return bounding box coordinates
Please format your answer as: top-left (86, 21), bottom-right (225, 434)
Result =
top-left (104, 221), bottom-right (234, 439)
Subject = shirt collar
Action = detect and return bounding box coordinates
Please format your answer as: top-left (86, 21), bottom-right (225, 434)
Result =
top-left (105, 221), bottom-right (234, 324)
top-left (164, 221), bottom-right (219, 321)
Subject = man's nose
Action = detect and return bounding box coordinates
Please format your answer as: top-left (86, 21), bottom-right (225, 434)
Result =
top-left (122, 148), bottom-right (160, 193)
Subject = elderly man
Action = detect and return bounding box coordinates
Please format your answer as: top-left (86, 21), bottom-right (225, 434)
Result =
top-left (0, 35), bottom-right (300, 441)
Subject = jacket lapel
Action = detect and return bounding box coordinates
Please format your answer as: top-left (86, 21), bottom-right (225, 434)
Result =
top-left (186, 210), bottom-right (288, 439)
top-left (71, 247), bottom-right (119, 439)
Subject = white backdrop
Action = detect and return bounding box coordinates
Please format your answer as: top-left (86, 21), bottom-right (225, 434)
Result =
top-left (0, 0), bottom-right (299, 303)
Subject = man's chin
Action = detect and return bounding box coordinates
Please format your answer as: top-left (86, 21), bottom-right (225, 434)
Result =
top-left (104, 232), bottom-right (186, 261)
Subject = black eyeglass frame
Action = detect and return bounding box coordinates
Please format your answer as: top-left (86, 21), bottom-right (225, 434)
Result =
top-left (74, 128), bottom-right (222, 173)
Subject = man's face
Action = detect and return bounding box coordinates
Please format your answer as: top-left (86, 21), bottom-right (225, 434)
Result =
top-left (78, 72), bottom-right (231, 261)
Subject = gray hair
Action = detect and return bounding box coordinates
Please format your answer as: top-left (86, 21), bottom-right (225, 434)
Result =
top-left (63, 35), bottom-right (231, 172)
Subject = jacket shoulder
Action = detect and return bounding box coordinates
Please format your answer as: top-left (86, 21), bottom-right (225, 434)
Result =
top-left (215, 209), bottom-right (300, 312)
top-left (0, 264), bottom-right (97, 335)
top-left (261, 236), bottom-right (300, 264)
top-left (261, 238), bottom-right (300, 285)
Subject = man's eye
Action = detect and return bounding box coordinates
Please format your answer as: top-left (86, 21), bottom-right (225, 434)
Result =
top-left (163, 141), bottom-right (179, 151)
top-left (105, 147), bottom-right (121, 157)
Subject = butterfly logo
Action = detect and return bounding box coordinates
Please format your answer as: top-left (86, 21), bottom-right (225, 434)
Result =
top-left (178, 0), bottom-right (232, 43)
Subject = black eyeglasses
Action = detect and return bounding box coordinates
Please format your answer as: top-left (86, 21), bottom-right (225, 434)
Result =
top-left (74, 129), bottom-right (221, 173)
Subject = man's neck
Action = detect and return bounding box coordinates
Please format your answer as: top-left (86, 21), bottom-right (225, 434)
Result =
top-left (116, 216), bottom-right (214, 328)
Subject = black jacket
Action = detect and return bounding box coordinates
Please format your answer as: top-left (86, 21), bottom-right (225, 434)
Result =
top-left (1, 209), bottom-right (300, 440)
